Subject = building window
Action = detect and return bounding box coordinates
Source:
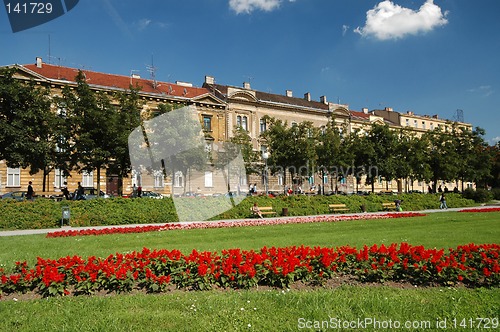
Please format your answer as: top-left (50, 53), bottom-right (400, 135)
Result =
top-left (204, 171), bottom-right (213, 187)
top-left (422, 122), bottom-right (426, 130)
top-left (203, 115), bottom-right (212, 131)
top-left (323, 174), bottom-right (328, 184)
top-left (430, 123), bottom-right (434, 130)
top-left (154, 171), bottom-right (164, 188)
top-left (236, 115), bottom-right (241, 127)
top-left (241, 116), bottom-right (248, 131)
top-left (54, 169), bottom-right (66, 188)
top-left (278, 173), bottom-right (284, 186)
top-left (82, 171), bottom-right (93, 187)
top-left (405, 119), bottom-right (410, 126)
top-left (7, 167), bottom-right (20, 187)
top-left (174, 171), bottom-right (183, 188)
top-left (260, 119), bottom-right (267, 133)
top-left (414, 120), bottom-right (418, 128)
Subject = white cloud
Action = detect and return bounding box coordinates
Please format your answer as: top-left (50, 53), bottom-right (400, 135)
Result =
top-left (468, 85), bottom-right (494, 97)
top-left (355, 0), bottom-right (448, 40)
top-left (342, 25), bottom-right (349, 36)
top-left (137, 19), bottom-right (152, 31)
top-left (134, 18), bottom-right (169, 31)
top-left (229, 0), bottom-right (293, 14)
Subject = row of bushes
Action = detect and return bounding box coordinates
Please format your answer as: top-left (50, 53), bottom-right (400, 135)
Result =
top-left (0, 192), bottom-right (479, 231)
top-left (462, 188), bottom-right (500, 202)
top-left (214, 193), bottom-right (477, 220)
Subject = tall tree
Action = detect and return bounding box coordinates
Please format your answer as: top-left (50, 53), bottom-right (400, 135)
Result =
top-left (109, 85), bottom-right (144, 195)
top-left (423, 125), bottom-right (460, 191)
top-left (316, 117), bottom-right (347, 194)
top-left (0, 67), bottom-right (67, 192)
top-left (261, 118), bottom-right (318, 193)
top-left (60, 70), bottom-right (118, 195)
top-left (365, 124), bottom-right (399, 191)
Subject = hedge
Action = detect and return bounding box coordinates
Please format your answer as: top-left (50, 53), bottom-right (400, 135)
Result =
top-left (0, 193), bottom-right (477, 231)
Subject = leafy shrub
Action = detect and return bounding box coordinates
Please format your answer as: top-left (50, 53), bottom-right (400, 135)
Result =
top-left (491, 188), bottom-right (500, 200)
top-left (462, 188), bottom-right (494, 203)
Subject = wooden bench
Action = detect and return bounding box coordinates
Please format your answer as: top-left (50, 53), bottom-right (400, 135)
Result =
top-left (250, 206), bottom-right (277, 217)
top-left (382, 202), bottom-right (397, 211)
top-left (329, 204), bottom-right (349, 213)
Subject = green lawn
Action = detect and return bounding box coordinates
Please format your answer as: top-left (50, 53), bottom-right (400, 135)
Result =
top-left (0, 211), bottom-right (499, 331)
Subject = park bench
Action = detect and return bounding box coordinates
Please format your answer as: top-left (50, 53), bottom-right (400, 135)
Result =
top-left (382, 202), bottom-right (397, 211)
top-left (250, 206), bottom-right (277, 217)
top-left (329, 203), bottom-right (349, 213)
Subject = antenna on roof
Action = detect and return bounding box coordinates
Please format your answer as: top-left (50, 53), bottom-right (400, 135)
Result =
top-left (453, 109), bottom-right (464, 123)
top-left (146, 54), bottom-right (158, 89)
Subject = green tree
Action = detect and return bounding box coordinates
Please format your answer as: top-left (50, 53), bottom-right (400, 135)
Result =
top-left (0, 67), bottom-right (68, 192)
top-left (403, 131), bottom-right (432, 191)
top-left (59, 70), bottom-right (118, 196)
top-left (455, 127), bottom-right (491, 190)
top-left (316, 117), bottom-right (347, 194)
top-left (261, 118), bottom-right (318, 194)
top-left (109, 85), bottom-right (144, 195)
top-left (365, 124), bottom-right (399, 191)
top-left (423, 125), bottom-right (460, 192)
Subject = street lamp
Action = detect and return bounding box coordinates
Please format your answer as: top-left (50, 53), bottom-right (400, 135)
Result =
top-left (262, 151), bottom-right (269, 195)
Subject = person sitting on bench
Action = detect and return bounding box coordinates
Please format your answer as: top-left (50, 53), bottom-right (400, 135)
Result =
top-left (251, 203), bottom-right (264, 218)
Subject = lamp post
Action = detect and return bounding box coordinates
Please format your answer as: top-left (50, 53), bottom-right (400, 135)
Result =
top-left (262, 151), bottom-right (269, 195)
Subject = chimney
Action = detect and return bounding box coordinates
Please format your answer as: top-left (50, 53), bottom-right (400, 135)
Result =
top-left (362, 107), bottom-right (369, 114)
top-left (36, 57), bottom-right (42, 68)
top-left (286, 90), bottom-right (293, 97)
top-left (407, 111), bottom-right (414, 116)
top-left (432, 114), bottom-right (439, 119)
top-left (243, 82), bottom-right (251, 90)
top-left (205, 75), bottom-right (214, 85)
top-left (304, 92), bottom-right (311, 101)
top-left (176, 81), bottom-right (193, 87)
top-left (320, 95), bottom-right (327, 104)
top-left (384, 107), bottom-right (393, 112)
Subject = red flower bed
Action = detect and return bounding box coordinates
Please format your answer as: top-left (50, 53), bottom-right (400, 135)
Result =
top-left (46, 212), bottom-right (426, 238)
top-left (1, 243), bottom-right (498, 297)
top-left (459, 207), bottom-right (500, 213)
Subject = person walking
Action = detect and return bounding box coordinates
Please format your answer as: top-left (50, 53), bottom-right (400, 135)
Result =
top-left (26, 181), bottom-right (34, 201)
top-left (75, 182), bottom-right (85, 200)
top-left (439, 193), bottom-right (448, 209)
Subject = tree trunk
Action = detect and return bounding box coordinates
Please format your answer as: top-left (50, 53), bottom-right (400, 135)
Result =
top-left (96, 167), bottom-right (101, 197)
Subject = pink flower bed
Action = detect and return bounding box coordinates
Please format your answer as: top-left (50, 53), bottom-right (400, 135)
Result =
top-left (459, 207), bottom-right (500, 213)
top-left (46, 212), bottom-right (426, 238)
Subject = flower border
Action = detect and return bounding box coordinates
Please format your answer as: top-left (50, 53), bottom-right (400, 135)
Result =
top-left (1, 242), bottom-right (498, 298)
top-left (459, 208), bottom-right (500, 213)
top-left (46, 212), bottom-right (426, 238)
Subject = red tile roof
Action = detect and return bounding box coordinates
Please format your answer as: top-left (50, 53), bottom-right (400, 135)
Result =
top-left (22, 63), bottom-right (210, 99)
top-left (204, 83), bottom-right (330, 111)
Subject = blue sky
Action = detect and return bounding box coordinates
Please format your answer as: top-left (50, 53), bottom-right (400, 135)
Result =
top-left (1, 0), bottom-right (499, 144)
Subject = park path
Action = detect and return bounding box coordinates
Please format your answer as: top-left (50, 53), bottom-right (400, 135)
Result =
top-left (1, 205), bottom-right (496, 237)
